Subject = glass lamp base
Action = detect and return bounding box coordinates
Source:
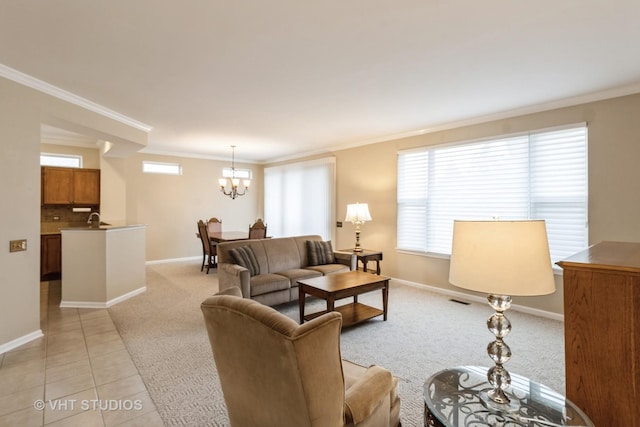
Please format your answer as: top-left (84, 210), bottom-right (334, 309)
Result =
top-left (480, 389), bottom-right (521, 413)
top-left (482, 295), bottom-right (521, 413)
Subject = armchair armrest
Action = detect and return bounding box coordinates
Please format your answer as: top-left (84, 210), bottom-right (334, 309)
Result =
top-left (344, 365), bottom-right (394, 425)
top-left (334, 251), bottom-right (357, 271)
top-left (218, 263), bottom-right (251, 298)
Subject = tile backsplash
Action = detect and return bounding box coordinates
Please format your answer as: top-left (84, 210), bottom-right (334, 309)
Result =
top-left (41, 206), bottom-right (99, 223)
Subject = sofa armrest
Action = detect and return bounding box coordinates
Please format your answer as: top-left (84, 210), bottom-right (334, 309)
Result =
top-left (214, 286), bottom-right (242, 297)
top-left (334, 251), bottom-right (357, 271)
top-left (344, 365), bottom-right (394, 425)
top-left (218, 263), bottom-right (251, 298)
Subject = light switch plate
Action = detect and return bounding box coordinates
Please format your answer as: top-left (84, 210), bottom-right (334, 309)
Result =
top-left (9, 239), bottom-right (27, 252)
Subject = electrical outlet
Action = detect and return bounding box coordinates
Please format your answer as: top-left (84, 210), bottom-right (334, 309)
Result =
top-left (9, 239), bottom-right (27, 252)
top-left (336, 221), bottom-right (343, 228)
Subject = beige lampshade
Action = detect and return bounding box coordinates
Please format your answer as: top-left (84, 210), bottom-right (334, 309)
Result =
top-left (345, 203), bottom-right (372, 223)
top-left (449, 220), bottom-right (556, 296)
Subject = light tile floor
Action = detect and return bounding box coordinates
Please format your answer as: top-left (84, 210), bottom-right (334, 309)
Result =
top-left (0, 281), bottom-right (164, 426)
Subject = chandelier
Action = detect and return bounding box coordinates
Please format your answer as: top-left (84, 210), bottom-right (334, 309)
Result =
top-left (218, 145), bottom-right (250, 199)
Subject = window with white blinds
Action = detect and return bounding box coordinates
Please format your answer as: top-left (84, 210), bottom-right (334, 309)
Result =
top-left (397, 125), bottom-right (588, 262)
top-left (264, 157), bottom-right (335, 240)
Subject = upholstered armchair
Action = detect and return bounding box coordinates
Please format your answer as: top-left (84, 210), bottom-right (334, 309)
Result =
top-left (201, 287), bottom-right (401, 427)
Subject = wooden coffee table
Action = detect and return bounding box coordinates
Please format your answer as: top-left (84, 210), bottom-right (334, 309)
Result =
top-left (298, 270), bottom-right (389, 327)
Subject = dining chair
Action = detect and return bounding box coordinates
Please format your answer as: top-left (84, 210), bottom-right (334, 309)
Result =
top-left (248, 218), bottom-right (267, 239)
top-left (197, 220), bottom-right (216, 273)
top-left (207, 217), bottom-right (222, 234)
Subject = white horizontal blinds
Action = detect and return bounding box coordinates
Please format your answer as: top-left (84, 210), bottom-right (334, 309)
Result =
top-left (397, 124), bottom-right (588, 261)
top-left (264, 167), bottom-right (286, 236)
top-left (264, 157), bottom-right (335, 240)
top-left (530, 127), bottom-right (588, 261)
top-left (428, 135), bottom-right (530, 254)
top-left (397, 150), bottom-right (429, 252)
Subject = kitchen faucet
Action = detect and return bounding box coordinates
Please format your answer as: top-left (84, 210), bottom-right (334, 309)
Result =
top-left (87, 212), bottom-right (101, 225)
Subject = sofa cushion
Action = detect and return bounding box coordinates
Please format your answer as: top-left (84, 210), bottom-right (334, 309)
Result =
top-left (307, 240), bottom-right (335, 266)
top-left (262, 238), bottom-right (303, 273)
top-left (230, 246), bottom-right (260, 276)
top-left (275, 268), bottom-right (323, 287)
top-left (250, 273), bottom-right (291, 297)
top-left (306, 263), bottom-right (351, 276)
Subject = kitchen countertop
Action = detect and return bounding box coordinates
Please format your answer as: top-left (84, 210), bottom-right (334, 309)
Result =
top-left (41, 221), bottom-right (145, 235)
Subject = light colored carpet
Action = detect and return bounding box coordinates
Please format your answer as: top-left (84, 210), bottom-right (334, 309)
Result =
top-left (108, 260), bottom-right (565, 427)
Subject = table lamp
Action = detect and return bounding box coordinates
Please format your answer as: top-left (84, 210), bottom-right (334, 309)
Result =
top-left (345, 203), bottom-right (372, 252)
top-left (449, 220), bottom-right (556, 410)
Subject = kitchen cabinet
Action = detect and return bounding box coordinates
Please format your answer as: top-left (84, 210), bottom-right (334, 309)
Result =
top-left (73, 168), bottom-right (101, 205)
top-left (41, 234), bottom-right (62, 280)
top-left (41, 167), bottom-right (100, 205)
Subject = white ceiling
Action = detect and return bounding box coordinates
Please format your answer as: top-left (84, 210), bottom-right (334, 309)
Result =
top-left (2, 1), bottom-right (640, 163)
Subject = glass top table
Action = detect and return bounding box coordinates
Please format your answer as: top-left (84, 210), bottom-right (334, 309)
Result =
top-left (423, 366), bottom-right (594, 427)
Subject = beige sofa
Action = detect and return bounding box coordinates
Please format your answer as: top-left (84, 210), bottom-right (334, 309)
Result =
top-left (201, 286), bottom-right (401, 426)
top-left (217, 235), bottom-right (356, 306)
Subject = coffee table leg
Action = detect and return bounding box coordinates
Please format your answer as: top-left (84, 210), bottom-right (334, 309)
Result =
top-left (382, 280), bottom-right (389, 321)
top-left (327, 296), bottom-right (335, 313)
top-left (299, 285), bottom-right (305, 324)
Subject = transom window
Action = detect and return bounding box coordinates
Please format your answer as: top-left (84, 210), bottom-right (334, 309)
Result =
top-left (142, 161), bottom-right (182, 175)
top-left (397, 124), bottom-right (588, 262)
top-left (40, 153), bottom-right (82, 168)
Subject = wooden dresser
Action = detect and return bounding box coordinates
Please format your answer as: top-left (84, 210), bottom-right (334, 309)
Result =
top-left (557, 241), bottom-right (640, 427)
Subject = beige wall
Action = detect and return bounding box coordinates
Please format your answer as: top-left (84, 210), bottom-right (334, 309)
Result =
top-left (0, 78), bottom-right (42, 348)
top-left (329, 92), bottom-right (640, 315)
top-left (0, 76), bottom-right (146, 349)
top-left (102, 152), bottom-right (261, 261)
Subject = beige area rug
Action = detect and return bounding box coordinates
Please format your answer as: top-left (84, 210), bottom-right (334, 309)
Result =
top-left (108, 260), bottom-right (565, 427)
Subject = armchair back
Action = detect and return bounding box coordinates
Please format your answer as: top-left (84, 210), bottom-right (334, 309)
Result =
top-left (201, 288), bottom-right (346, 427)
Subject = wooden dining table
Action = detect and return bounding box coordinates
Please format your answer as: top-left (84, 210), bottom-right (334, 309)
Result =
top-left (208, 231), bottom-right (250, 243)
top-left (194, 231), bottom-right (250, 269)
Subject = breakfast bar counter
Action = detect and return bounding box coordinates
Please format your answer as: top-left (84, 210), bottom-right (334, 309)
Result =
top-left (60, 224), bottom-right (146, 308)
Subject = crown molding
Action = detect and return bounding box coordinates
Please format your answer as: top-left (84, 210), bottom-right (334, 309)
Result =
top-left (0, 63), bottom-right (152, 133)
top-left (325, 82), bottom-right (640, 152)
top-left (138, 147), bottom-right (259, 164)
top-left (260, 83), bottom-right (640, 164)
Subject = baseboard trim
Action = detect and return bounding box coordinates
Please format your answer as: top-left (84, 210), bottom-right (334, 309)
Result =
top-left (60, 301), bottom-right (106, 309)
top-left (146, 256), bottom-right (200, 265)
top-left (60, 286), bottom-right (147, 309)
top-left (106, 287), bottom-right (147, 307)
top-left (0, 330), bottom-right (44, 354)
top-left (391, 278), bottom-right (564, 322)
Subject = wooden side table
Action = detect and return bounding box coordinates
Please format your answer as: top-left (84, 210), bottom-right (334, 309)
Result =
top-left (339, 249), bottom-right (383, 275)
